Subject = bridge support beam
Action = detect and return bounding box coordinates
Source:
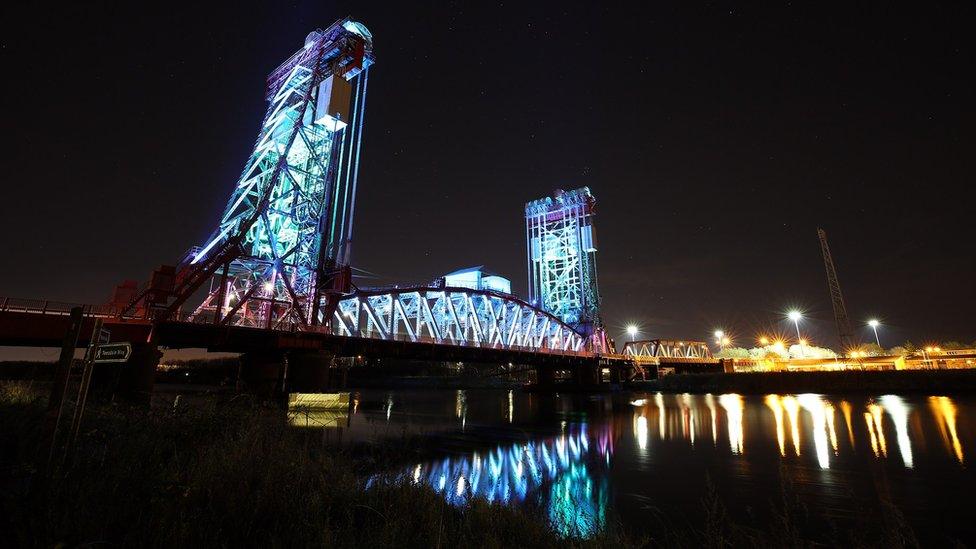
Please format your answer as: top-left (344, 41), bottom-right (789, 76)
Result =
top-left (286, 351), bottom-right (344, 393)
top-left (239, 350), bottom-right (343, 398)
top-left (574, 362), bottom-right (601, 387)
top-left (536, 365), bottom-right (556, 388)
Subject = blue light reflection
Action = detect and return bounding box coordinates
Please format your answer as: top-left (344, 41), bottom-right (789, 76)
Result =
top-left (377, 423), bottom-right (612, 538)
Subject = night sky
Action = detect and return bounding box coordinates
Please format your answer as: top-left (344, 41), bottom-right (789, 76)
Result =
top-left (3, 2), bottom-right (974, 350)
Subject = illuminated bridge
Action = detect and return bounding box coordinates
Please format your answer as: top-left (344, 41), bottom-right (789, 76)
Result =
top-left (0, 18), bottom-right (715, 399)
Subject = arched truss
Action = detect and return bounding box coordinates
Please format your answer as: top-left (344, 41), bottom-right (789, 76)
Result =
top-left (621, 339), bottom-right (712, 360)
top-left (331, 287), bottom-right (586, 354)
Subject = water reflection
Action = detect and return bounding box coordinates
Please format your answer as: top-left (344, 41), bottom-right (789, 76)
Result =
top-left (304, 389), bottom-right (970, 540)
top-left (623, 392), bottom-right (966, 471)
top-left (384, 423), bottom-right (612, 538)
top-left (879, 395), bottom-right (914, 468)
top-left (719, 393), bottom-right (744, 454)
top-left (865, 403), bottom-right (888, 458)
top-left (930, 396), bottom-right (964, 464)
top-left (797, 394), bottom-right (833, 469)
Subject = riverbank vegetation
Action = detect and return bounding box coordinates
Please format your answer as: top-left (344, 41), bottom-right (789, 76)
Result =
top-left (0, 382), bottom-right (924, 547)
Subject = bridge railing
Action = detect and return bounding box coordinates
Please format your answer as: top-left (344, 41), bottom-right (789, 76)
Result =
top-left (365, 331), bottom-right (593, 357)
top-left (0, 297), bottom-right (124, 318)
top-left (0, 296), bottom-right (599, 358)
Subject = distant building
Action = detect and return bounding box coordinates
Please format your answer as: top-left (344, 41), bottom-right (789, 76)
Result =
top-left (436, 266), bottom-right (512, 295)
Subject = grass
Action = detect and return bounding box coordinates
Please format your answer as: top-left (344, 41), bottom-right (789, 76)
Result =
top-left (0, 381), bottom-right (927, 547)
top-left (0, 382), bottom-right (623, 547)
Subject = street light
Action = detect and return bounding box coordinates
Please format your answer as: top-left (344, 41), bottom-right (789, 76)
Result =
top-left (867, 319), bottom-right (882, 349)
top-left (627, 325), bottom-right (638, 342)
top-left (787, 311), bottom-right (804, 358)
top-left (759, 336), bottom-right (769, 346)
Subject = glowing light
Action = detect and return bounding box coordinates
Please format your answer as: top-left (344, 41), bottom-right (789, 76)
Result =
top-left (635, 415), bottom-right (648, 450)
top-left (787, 311), bottom-right (802, 322)
top-left (765, 395), bottom-right (788, 456)
top-left (721, 337), bottom-right (731, 346)
top-left (719, 393), bottom-right (744, 455)
top-left (799, 339), bottom-right (808, 346)
top-left (868, 319), bottom-right (880, 328)
top-left (704, 393), bottom-right (718, 445)
top-left (782, 396), bottom-right (801, 456)
top-left (865, 403), bottom-right (888, 458)
top-left (507, 390), bottom-right (514, 424)
top-left (714, 330), bottom-right (725, 339)
top-left (655, 393), bottom-right (666, 440)
top-left (263, 281), bottom-right (274, 292)
top-left (798, 394), bottom-right (830, 469)
top-left (929, 396), bottom-right (964, 464)
top-left (839, 400), bottom-right (855, 447)
top-left (627, 325), bottom-right (639, 338)
top-left (526, 188), bottom-right (600, 327)
top-left (759, 336), bottom-right (769, 345)
top-left (880, 395), bottom-right (914, 468)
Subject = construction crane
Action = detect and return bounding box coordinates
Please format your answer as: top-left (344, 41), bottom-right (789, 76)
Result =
top-left (817, 228), bottom-right (856, 351)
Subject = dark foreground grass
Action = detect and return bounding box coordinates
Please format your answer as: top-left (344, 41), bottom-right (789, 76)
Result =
top-left (0, 382), bottom-right (923, 547)
top-left (0, 383), bottom-right (617, 547)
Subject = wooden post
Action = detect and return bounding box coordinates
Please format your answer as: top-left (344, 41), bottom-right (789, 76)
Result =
top-left (43, 307), bottom-right (84, 470)
top-left (64, 318), bottom-right (103, 463)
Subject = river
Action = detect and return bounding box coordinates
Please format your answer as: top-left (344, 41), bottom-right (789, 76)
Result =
top-left (291, 389), bottom-right (975, 543)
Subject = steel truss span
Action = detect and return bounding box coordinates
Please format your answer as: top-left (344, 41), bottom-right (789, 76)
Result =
top-left (331, 287), bottom-right (586, 354)
top-left (621, 339), bottom-right (712, 360)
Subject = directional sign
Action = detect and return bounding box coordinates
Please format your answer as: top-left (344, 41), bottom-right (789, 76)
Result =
top-left (94, 343), bottom-right (132, 363)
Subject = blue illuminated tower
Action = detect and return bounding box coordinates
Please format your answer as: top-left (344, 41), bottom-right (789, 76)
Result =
top-left (132, 19), bottom-right (375, 327)
top-left (525, 188), bottom-right (604, 346)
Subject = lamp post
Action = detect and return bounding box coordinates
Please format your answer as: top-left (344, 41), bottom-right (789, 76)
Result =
top-left (788, 311), bottom-right (804, 358)
top-left (867, 319), bottom-right (882, 350)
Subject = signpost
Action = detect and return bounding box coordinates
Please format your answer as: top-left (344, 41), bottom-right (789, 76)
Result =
top-left (94, 343), bottom-right (132, 363)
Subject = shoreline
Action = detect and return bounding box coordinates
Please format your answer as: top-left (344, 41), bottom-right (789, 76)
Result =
top-left (629, 368), bottom-right (976, 395)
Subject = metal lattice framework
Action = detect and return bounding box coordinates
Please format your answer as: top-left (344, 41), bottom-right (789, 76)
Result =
top-left (121, 18), bottom-right (375, 327)
top-left (817, 228), bottom-right (856, 350)
top-left (621, 339), bottom-right (713, 361)
top-left (331, 287), bottom-right (586, 353)
top-left (525, 188), bottom-right (600, 330)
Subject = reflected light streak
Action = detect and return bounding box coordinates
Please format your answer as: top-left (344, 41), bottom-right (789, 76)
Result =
top-left (840, 400), bottom-right (855, 448)
top-left (507, 390), bottom-right (514, 424)
top-left (798, 394), bottom-right (830, 469)
top-left (929, 396), bottom-right (964, 464)
top-left (825, 402), bottom-right (839, 453)
top-left (766, 395), bottom-right (787, 456)
top-left (655, 393), bottom-right (666, 440)
top-left (379, 423), bottom-right (612, 539)
top-left (636, 414), bottom-right (648, 451)
top-left (679, 394), bottom-right (696, 445)
top-left (865, 404), bottom-right (888, 458)
top-left (880, 395), bottom-right (913, 468)
top-left (782, 396), bottom-right (802, 456)
top-left (704, 394), bottom-right (718, 445)
top-left (719, 394), bottom-right (744, 455)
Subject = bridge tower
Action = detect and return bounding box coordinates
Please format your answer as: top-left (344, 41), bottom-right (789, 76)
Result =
top-left (525, 188), bottom-right (609, 352)
top-left (817, 228), bottom-right (856, 351)
top-left (122, 19), bottom-right (375, 328)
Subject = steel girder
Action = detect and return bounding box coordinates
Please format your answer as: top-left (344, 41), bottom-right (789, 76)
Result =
top-left (331, 287), bottom-right (586, 354)
top-left (186, 19), bottom-right (375, 329)
top-left (525, 188), bottom-right (600, 330)
top-left (621, 339), bottom-right (712, 360)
